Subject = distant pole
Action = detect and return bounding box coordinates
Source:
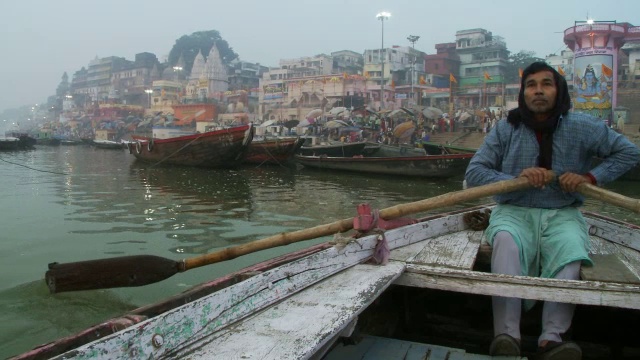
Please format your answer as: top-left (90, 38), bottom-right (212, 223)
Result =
top-left (145, 89), bottom-right (153, 109)
top-left (407, 35), bottom-right (420, 107)
top-left (376, 11), bottom-right (391, 110)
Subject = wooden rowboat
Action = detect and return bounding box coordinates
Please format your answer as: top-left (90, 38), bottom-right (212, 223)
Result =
top-left (13, 202), bottom-right (640, 359)
top-left (243, 136), bottom-right (305, 165)
top-left (295, 153), bottom-right (474, 178)
top-left (128, 124), bottom-right (253, 168)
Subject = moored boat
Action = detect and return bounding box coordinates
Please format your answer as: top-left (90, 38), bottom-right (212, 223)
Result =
top-left (297, 137), bottom-right (368, 157)
top-left (91, 139), bottom-right (125, 150)
top-left (243, 136), bottom-right (304, 165)
top-left (367, 142), bottom-right (427, 157)
top-left (0, 137), bottom-right (21, 151)
top-left (129, 124), bottom-right (253, 168)
top-left (295, 153), bottom-right (473, 178)
top-left (421, 140), bottom-right (477, 155)
top-left (4, 131), bottom-right (36, 149)
top-left (14, 178), bottom-right (640, 359)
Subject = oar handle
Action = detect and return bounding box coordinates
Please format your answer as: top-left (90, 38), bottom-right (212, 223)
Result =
top-left (182, 174), bottom-right (539, 271)
top-left (578, 182), bottom-right (640, 213)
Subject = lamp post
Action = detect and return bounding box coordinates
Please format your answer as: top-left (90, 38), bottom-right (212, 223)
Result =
top-left (407, 35), bottom-right (420, 106)
top-left (376, 11), bottom-right (390, 110)
top-left (145, 89), bottom-right (153, 109)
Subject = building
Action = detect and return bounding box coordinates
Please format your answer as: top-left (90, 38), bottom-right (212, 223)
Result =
top-left (454, 28), bottom-right (509, 108)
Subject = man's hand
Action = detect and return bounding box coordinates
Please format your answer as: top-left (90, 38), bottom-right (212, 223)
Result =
top-left (519, 167), bottom-right (554, 188)
top-left (559, 172), bottom-right (591, 192)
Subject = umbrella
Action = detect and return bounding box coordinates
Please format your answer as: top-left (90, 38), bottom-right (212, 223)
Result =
top-left (393, 121), bottom-right (416, 140)
top-left (422, 107), bottom-right (444, 119)
top-left (299, 118), bottom-right (315, 127)
top-left (284, 120), bottom-right (300, 129)
top-left (305, 109), bottom-right (323, 119)
top-left (259, 120), bottom-right (276, 127)
top-left (389, 109), bottom-right (404, 117)
top-left (459, 112), bottom-right (472, 122)
top-left (329, 107), bottom-right (347, 115)
top-left (325, 120), bottom-right (349, 128)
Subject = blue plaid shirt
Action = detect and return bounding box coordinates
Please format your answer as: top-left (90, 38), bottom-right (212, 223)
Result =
top-left (465, 112), bottom-right (640, 208)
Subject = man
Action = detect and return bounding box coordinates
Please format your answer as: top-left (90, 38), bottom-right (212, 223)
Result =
top-left (465, 62), bottom-right (640, 359)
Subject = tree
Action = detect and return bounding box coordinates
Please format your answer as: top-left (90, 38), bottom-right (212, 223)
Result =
top-left (505, 50), bottom-right (543, 83)
top-left (168, 30), bottom-right (239, 75)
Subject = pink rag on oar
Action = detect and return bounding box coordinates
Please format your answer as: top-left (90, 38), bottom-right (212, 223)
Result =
top-left (371, 210), bottom-right (390, 265)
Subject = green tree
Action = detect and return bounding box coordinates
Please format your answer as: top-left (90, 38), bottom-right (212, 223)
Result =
top-left (168, 30), bottom-right (239, 75)
top-left (505, 50), bottom-right (543, 83)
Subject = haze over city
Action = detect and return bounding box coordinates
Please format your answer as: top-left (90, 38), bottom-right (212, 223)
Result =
top-left (1, 0), bottom-right (638, 113)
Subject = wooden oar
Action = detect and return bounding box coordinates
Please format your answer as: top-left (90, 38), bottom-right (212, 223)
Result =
top-left (578, 182), bottom-right (640, 213)
top-left (46, 175), bottom-right (538, 293)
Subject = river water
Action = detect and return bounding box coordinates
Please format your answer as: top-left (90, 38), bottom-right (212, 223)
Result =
top-left (1, 145), bottom-right (639, 358)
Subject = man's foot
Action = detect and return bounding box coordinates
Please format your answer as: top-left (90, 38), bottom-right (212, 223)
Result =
top-left (537, 341), bottom-right (582, 360)
top-left (489, 334), bottom-right (520, 356)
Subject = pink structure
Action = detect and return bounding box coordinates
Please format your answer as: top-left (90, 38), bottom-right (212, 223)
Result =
top-left (563, 21), bottom-right (640, 122)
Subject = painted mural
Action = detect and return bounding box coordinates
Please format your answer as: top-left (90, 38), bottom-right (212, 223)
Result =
top-left (573, 52), bottom-right (614, 122)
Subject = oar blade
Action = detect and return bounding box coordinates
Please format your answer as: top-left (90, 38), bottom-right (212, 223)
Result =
top-left (45, 255), bottom-right (179, 294)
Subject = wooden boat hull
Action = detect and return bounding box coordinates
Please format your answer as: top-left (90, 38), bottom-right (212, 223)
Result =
top-left (0, 137), bottom-right (21, 151)
top-left (243, 137), bottom-right (304, 165)
top-left (421, 141), bottom-right (476, 155)
top-left (4, 132), bottom-right (37, 149)
top-left (129, 124), bottom-right (253, 168)
top-left (13, 207), bottom-right (640, 359)
top-left (92, 140), bottom-right (124, 150)
top-left (368, 142), bottom-right (426, 157)
top-left (298, 141), bottom-right (367, 157)
top-left (295, 153), bottom-right (473, 178)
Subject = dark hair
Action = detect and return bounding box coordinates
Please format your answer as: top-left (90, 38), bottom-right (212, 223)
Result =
top-left (508, 61), bottom-right (571, 127)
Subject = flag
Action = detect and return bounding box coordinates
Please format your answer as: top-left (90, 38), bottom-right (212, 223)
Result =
top-left (518, 68), bottom-right (523, 78)
top-left (484, 71), bottom-right (493, 81)
top-left (601, 63), bottom-right (613, 78)
top-left (419, 76), bottom-right (427, 85)
top-left (449, 73), bottom-right (457, 84)
top-left (390, 80), bottom-right (395, 89)
top-left (557, 66), bottom-right (566, 76)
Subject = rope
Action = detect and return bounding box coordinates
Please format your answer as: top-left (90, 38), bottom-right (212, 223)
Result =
top-left (0, 156), bottom-right (69, 175)
top-left (149, 133), bottom-right (205, 168)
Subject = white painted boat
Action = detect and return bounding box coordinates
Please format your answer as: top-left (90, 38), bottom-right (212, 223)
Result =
top-left (14, 199), bottom-right (640, 359)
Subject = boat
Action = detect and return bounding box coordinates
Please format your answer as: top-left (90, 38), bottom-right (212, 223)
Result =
top-left (295, 153), bottom-right (474, 178)
top-left (421, 140), bottom-right (477, 155)
top-left (91, 139), bottom-right (125, 150)
top-left (0, 137), bottom-right (21, 151)
top-left (128, 124), bottom-right (253, 168)
top-left (14, 178), bottom-right (640, 359)
top-left (367, 142), bottom-right (427, 157)
top-left (297, 136), bottom-right (368, 157)
top-left (59, 139), bottom-right (84, 146)
top-left (4, 131), bottom-right (36, 149)
top-left (243, 136), bottom-right (304, 165)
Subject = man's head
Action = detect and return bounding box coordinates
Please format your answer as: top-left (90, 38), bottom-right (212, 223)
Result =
top-left (518, 61), bottom-right (570, 122)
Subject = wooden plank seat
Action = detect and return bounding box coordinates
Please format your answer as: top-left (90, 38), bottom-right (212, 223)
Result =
top-left (392, 216), bottom-right (640, 310)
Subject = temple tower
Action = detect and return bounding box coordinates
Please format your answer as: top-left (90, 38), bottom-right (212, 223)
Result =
top-left (563, 20), bottom-right (640, 122)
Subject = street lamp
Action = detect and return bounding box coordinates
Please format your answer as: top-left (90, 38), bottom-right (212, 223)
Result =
top-left (145, 89), bottom-right (153, 109)
top-left (407, 35), bottom-right (420, 106)
top-left (376, 11), bottom-right (391, 109)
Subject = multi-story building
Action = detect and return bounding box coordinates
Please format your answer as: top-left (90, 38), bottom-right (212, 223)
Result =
top-left (545, 49), bottom-right (575, 84)
top-left (331, 50), bottom-right (364, 76)
top-left (454, 28), bottom-right (509, 108)
top-left (111, 52), bottom-right (161, 106)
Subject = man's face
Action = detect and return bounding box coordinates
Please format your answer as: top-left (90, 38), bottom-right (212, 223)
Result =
top-left (524, 70), bottom-right (557, 121)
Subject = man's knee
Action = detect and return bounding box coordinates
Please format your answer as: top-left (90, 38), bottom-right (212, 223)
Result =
top-left (493, 231), bottom-right (518, 255)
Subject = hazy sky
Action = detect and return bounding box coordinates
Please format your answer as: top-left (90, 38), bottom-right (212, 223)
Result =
top-left (1, 0), bottom-right (637, 113)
